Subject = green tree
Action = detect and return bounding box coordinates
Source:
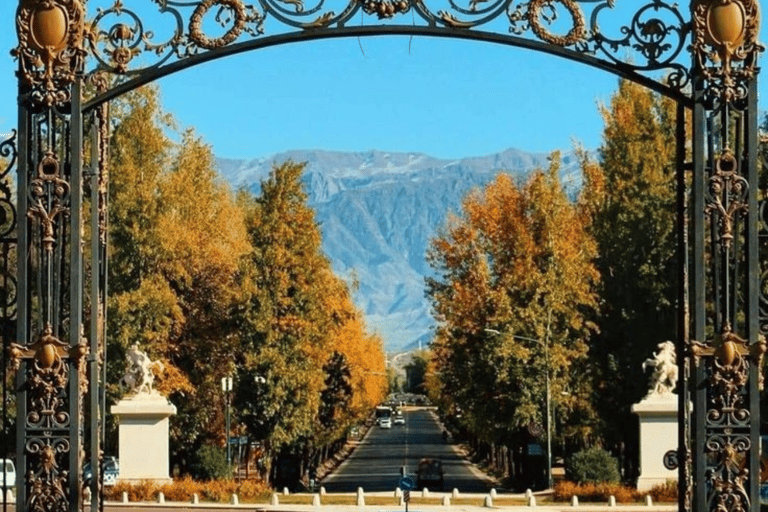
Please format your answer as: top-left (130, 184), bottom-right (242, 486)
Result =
top-left (582, 79), bottom-right (678, 475)
top-left (107, 86), bottom-right (251, 466)
top-left (235, 161), bottom-right (338, 484)
top-left (404, 350), bottom-right (429, 394)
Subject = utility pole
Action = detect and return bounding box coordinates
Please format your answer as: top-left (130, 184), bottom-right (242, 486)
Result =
top-left (222, 376), bottom-right (233, 477)
top-left (544, 309), bottom-right (552, 490)
top-left (485, 322), bottom-right (553, 490)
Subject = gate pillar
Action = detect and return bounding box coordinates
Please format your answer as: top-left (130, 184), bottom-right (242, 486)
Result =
top-left (686, 0), bottom-right (763, 510)
top-left (12, 1), bottom-right (89, 511)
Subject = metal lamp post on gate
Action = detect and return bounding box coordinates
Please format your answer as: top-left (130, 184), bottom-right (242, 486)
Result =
top-left (222, 376), bottom-right (233, 476)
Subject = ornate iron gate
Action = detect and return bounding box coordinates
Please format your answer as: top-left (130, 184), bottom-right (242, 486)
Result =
top-left (2, 0), bottom-right (763, 510)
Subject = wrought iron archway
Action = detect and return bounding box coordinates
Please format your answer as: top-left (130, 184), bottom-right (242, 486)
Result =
top-left (1, 0), bottom-right (765, 510)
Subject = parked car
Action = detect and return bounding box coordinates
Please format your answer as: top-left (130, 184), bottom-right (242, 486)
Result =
top-left (379, 418), bottom-right (392, 429)
top-left (83, 457), bottom-right (119, 486)
top-left (0, 459), bottom-right (14, 489)
top-left (416, 458), bottom-right (443, 490)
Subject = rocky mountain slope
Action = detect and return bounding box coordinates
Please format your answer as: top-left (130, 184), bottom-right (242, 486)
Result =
top-left (216, 148), bottom-right (582, 353)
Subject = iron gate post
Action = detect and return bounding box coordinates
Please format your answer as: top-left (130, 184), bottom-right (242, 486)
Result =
top-left (12, 1), bottom-right (90, 511)
top-left (688, 0), bottom-right (763, 509)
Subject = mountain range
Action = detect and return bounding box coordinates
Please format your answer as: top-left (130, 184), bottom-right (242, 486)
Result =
top-left (216, 148), bottom-right (583, 354)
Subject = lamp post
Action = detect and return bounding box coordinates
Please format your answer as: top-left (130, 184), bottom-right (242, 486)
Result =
top-left (221, 376), bottom-right (233, 477)
top-left (486, 319), bottom-right (553, 490)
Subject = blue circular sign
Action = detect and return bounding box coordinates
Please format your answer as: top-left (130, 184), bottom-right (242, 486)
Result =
top-left (399, 476), bottom-right (415, 490)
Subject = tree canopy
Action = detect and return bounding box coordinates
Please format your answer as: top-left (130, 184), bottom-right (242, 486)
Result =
top-left (425, 79), bottom-right (679, 480)
top-left (426, 154), bottom-right (600, 446)
top-left (106, 86), bottom-right (385, 483)
top-left (583, 79), bottom-right (678, 469)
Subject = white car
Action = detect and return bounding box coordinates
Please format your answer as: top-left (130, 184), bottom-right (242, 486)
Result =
top-left (380, 418), bottom-right (392, 429)
top-left (394, 415), bottom-right (405, 425)
top-left (1, 459), bottom-right (14, 489)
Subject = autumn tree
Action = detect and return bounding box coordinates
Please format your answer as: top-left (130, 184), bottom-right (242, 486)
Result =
top-left (235, 161), bottom-right (328, 476)
top-left (107, 86), bottom-right (251, 465)
top-left (107, 86), bottom-right (385, 483)
top-left (426, 154), bottom-right (600, 477)
top-left (235, 161), bottom-right (385, 485)
top-left (581, 79), bottom-right (678, 476)
top-left (322, 274), bottom-right (387, 430)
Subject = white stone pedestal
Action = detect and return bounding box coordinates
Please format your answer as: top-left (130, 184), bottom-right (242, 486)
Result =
top-left (632, 394), bottom-right (678, 491)
top-left (111, 394), bottom-right (176, 483)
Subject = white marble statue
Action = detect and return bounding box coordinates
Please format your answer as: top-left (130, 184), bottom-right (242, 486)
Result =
top-left (121, 343), bottom-right (163, 396)
top-left (641, 341), bottom-right (678, 397)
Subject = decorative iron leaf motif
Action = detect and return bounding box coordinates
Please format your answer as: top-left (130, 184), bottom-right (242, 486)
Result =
top-left (28, 151), bottom-right (70, 254)
top-left (705, 149), bottom-right (749, 250)
top-left (702, 325), bottom-right (756, 512)
top-left (12, 0), bottom-right (88, 107)
top-left (691, 0), bottom-right (763, 105)
top-left (508, 0), bottom-right (585, 46)
top-left (26, 438), bottom-right (70, 512)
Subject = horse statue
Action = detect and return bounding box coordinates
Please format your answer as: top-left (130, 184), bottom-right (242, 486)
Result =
top-left (641, 341), bottom-right (678, 397)
top-left (121, 343), bottom-right (164, 396)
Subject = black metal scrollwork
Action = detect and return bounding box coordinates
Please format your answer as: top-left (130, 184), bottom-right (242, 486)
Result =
top-left (758, 194), bottom-right (768, 336)
top-left (26, 437), bottom-right (70, 512)
top-left (582, 0), bottom-right (689, 88)
top-left (705, 149), bottom-right (749, 250)
top-left (82, 0), bottom-right (692, 101)
top-left (700, 331), bottom-right (754, 512)
top-left (0, 132), bottom-right (17, 244)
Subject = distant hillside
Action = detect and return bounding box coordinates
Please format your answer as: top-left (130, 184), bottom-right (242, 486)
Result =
top-left (216, 148), bottom-right (582, 353)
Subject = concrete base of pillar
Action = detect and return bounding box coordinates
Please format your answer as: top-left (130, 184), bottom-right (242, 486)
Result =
top-left (111, 394), bottom-right (176, 483)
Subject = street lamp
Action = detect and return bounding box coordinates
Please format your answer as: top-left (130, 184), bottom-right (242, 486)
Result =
top-left (485, 324), bottom-right (553, 490)
top-left (221, 376), bottom-right (233, 477)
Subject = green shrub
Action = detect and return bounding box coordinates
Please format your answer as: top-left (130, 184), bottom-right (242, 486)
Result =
top-left (566, 447), bottom-right (620, 484)
top-left (192, 444), bottom-right (229, 480)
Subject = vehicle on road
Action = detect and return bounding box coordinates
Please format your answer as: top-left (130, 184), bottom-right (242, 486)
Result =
top-left (394, 414), bottom-right (405, 425)
top-left (83, 456), bottom-right (119, 486)
top-left (379, 418), bottom-right (392, 429)
top-left (416, 458), bottom-right (443, 490)
top-left (0, 459), bottom-right (14, 489)
top-left (375, 405), bottom-right (393, 425)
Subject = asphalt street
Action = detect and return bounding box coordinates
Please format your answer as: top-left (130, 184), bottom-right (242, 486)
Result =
top-left (321, 408), bottom-right (493, 493)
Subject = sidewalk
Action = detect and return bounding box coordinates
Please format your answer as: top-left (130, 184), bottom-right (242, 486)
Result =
top-left (97, 493), bottom-right (678, 512)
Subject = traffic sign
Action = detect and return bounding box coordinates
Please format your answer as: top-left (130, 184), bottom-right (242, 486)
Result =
top-left (399, 476), bottom-right (415, 490)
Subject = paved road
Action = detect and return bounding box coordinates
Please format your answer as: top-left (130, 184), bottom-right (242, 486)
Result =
top-left (321, 408), bottom-right (493, 493)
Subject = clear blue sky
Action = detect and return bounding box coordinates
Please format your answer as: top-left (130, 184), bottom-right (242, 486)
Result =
top-left (0, 2), bottom-right (766, 160)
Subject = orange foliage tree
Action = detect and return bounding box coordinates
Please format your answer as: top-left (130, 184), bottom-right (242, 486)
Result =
top-left (107, 86), bottom-right (251, 463)
top-left (426, 153), bottom-right (600, 450)
top-left (234, 161), bottom-right (385, 484)
top-left (107, 90), bottom-right (382, 481)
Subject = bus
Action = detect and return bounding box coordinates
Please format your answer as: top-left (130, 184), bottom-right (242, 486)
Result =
top-left (375, 405), bottom-right (393, 425)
